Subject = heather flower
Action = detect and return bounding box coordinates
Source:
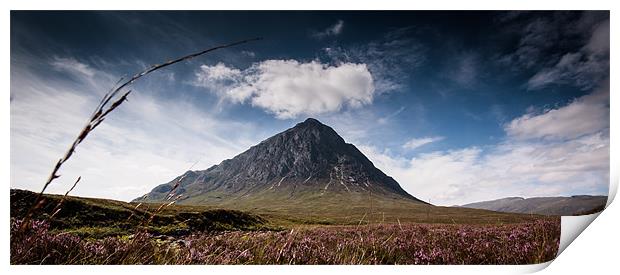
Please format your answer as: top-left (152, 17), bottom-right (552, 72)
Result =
top-left (10, 218), bottom-right (560, 265)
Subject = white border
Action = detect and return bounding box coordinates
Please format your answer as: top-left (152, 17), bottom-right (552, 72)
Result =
top-left (3, 1), bottom-right (617, 274)
top-left (0, 0), bottom-right (615, 10)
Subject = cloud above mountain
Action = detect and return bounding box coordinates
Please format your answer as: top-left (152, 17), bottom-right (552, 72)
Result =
top-left (194, 60), bottom-right (375, 119)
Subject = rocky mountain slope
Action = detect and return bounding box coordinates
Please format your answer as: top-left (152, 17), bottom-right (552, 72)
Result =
top-left (136, 118), bottom-right (424, 208)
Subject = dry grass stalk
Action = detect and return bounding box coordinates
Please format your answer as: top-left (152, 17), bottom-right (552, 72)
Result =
top-left (138, 154), bottom-right (205, 228)
top-left (49, 176), bottom-right (81, 219)
top-left (20, 37), bottom-right (263, 231)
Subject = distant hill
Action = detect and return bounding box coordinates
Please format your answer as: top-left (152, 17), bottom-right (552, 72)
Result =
top-left (136, 118), bottom-right (425, 208)
top-left (461, 195), bottom-right (607, 216)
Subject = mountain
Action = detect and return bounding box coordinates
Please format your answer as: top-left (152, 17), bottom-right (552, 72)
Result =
top-left (136, 118), bottom-right (425, 210)
top-left (460, 195), bottom-right (607, 216)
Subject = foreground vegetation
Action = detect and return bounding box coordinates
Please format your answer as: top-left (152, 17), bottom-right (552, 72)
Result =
top-left (11, 218), bottom-right (559, 265)
top-left (10, 189), bottom-right (561, 265)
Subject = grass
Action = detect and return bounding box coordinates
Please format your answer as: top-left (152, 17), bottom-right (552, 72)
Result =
top-left (159, 188), bottom-right (554, 226)
top-left (11, 188), bottom-right (561, 265)
top-left (13, 186), bottom-right (552, 229)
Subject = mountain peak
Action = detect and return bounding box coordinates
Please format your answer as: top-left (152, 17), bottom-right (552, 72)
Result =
top-left (138, 118), bottom-right (424, 204)
top-left (301, 117), bottom-right (322, 124)
top-left (295, 117), bottom-right (326, 129)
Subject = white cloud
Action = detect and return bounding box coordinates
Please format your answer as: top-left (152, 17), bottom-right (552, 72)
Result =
top-left (50, 56), bottom-right (96, 78)
top-left (194, 60), bottom-right (375, 119)
top-left (312, 20), bottom-right (344, 38)
top-left (403, 136), bottom-right (444, 150)
top-left (506, 81), bottom-right (609, 140)
top-left (362, 133), bottom-right (608, 206)
top-left (360, 82), bottom-right (609, 206)
top-left (194, 62), bottom-right (245, 102)
top-left (11, 57), bottom-right (264, 201)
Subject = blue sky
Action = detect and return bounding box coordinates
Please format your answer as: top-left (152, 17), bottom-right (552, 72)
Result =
top-left (10, 11), bottom-right (610, 205)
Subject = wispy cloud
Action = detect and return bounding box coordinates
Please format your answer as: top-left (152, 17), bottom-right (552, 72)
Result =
top-left (322, 26), bottom-right (426, 93)
top-left (402, 136), bottom-right (444, 150)
top-left (193, 60), bottom-right (376, 119)
top-left (11, 55), bottom-right (265, 201)
top-left (241, 50), bottom-right (256, 58)
top-left (312, 20), bottom-right (344, 38)
top-left (500, 16), bottom-right (558, 69)
top-left (497, 12), bottom-right (609, 90)
top-left (50, 56), bottom-right (96, 78)
top-left (449, 52), bottom-right (478, 87)
top-left (377, 106), bottom-right (406, 125)
top-left (526, 19), bottom-right (609, 90)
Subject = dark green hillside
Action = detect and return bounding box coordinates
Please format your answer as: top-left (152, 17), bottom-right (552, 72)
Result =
top-left (11, 189), bottom-right (267, 238)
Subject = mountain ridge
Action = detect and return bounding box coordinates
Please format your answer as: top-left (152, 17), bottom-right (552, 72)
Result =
top-left (460, 195), bottom-right (607, 216)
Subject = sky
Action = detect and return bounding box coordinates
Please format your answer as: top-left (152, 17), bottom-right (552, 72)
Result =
top-left (10, 11), bottom-right (610, 206)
